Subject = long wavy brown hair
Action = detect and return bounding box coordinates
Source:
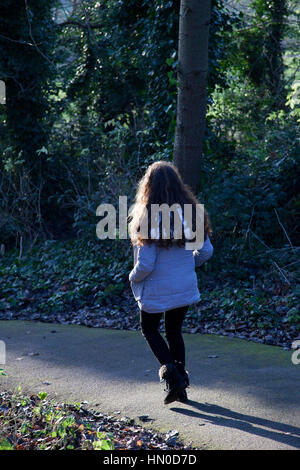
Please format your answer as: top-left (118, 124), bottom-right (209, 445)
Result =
top-left (128, 161), bottom-right (212, 247)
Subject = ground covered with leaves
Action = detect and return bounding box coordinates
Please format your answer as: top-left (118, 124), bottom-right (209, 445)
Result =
top-left (0, 238), bottom-right (299, 350)
top-left (0, 389), bottom-right (195, 451)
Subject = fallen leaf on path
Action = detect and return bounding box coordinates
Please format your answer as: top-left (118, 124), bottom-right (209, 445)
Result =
top-left (138, 415), bottom-right (154, 422)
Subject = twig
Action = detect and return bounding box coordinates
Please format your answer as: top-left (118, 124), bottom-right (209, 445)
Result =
top-left (236, 206), bottom-right (255, 264)
top-left (245, 206), bottom-right (255, 239)
top-left (272, 261), bottom-right (291, 285)
top-left (0, 33), bottom-right (33, 46)
top-left (56, 20), bottom-right (102, 30)
top-left (249, 229), bottom-right (271, 250)
top-left (274, 208), bottom-right (295, 252)
top-left (24, 0), bottom-right (54, 66)
top-left (19, 235), bottom-right (23, 260)
top-left (282, 259), bottom-right (300, 269)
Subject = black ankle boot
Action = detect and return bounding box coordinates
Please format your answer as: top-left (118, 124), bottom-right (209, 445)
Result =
top-left (158, 363), bottom-right (186, 405)
top-left (174, 361), bottom-right (189, 403)
top-left (177, 388), bottom-right (188, 403)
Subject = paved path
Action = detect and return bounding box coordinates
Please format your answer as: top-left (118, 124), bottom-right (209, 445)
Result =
top-left (0, 320), bottom-right (299, 450)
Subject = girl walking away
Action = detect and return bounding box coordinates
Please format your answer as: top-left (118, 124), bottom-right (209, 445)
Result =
top-left (128, 161), bottom-right (213, 405)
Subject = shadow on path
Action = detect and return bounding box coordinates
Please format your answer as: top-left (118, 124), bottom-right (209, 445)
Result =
top-left (170, 400), bottom-right (300, 449)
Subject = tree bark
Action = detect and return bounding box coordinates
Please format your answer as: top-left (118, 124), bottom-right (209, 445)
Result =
top-left (173, 0), bottom-right (211, 192)
top-left (267, 0), bottom-right (288, 107)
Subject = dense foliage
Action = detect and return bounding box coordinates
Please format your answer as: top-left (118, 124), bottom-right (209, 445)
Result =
top-left (0, 1), bottom-right (299, 338)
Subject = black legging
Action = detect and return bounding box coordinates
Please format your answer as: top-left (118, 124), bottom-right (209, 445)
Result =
top-left (140, 305), bottom-right (189, 366)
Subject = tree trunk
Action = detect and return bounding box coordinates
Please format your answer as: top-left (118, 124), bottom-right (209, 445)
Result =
top-left (266, 0), bottom-right (288, 107)
top-left (173, 0), bottom-right (211, 192)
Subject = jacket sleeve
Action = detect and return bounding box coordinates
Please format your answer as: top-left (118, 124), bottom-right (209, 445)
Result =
top-left (129, 243), bottom-right (157, 282)
top-left (193, 235), bottom-right (214, 268)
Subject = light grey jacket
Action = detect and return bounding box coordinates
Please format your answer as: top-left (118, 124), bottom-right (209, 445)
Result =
top-left (129, 236), bottom-right (213, 313)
